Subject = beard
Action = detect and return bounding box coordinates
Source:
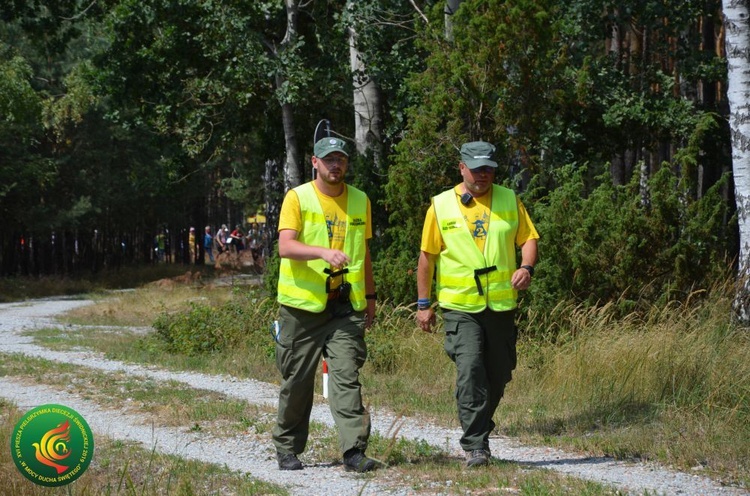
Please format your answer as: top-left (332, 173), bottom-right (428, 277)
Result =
top-left (320, 170), bottom-right (345, 185)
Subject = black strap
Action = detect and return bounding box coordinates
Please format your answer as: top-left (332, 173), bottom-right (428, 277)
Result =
top-left (324, 267), bottom-right (349, 293)
top-left (473, 266), bottom-right (497, 295)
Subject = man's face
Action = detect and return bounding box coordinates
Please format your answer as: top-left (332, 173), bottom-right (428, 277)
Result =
top-left (459, 162), bottom-right (495, 196)
top-left (314, 152), bottom-right (348, 186)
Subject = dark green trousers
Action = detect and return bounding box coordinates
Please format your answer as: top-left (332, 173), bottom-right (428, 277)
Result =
top-left (443, 308), bottom-right (517, 451)
top-left (272, 304), bottom-right (371, 456)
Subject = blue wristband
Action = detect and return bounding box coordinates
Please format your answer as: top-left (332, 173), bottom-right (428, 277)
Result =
top-left (417, 298), bottom-right (431, 310)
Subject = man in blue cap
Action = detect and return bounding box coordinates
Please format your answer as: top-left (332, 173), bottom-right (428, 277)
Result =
top-left (273, 136), bottom-right (379, 472)
top-left (416, 140), bottom-right (539, 467)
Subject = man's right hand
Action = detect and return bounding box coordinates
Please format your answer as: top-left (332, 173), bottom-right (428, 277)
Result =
top-left (323, 248), bottom-right (350, 268)
top-left (416, 308), bottom-right (436, 333)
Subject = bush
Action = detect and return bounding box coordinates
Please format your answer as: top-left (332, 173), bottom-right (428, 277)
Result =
top-left (525, 164), bottom-right (734, 332)
top-left (153, 290), bottom-right (277, 356)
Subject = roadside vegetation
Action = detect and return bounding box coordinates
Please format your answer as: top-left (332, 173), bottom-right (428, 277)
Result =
top-left (0, 265), bottom-right (212, 304)
top-left (2, 271), bottom-right (748, 493)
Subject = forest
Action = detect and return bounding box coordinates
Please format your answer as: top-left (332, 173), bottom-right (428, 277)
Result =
top-left (1, 0), bottom-right (746, 319)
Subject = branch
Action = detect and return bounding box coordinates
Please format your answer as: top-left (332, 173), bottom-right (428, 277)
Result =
top-left (409, 0), bottom-right (429, 24)
top-left (59, 0), bottom-right (97, 21)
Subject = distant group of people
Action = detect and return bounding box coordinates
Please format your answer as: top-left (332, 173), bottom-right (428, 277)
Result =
top-left (271, 132), bottom-right (539, 473)
top-left (152, 222), bottom-right (266, 266)
top-left (200, 222), bottom-right (266, 264)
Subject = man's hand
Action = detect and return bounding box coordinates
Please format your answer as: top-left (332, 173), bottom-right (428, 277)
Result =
top-left (511, 267), bottom-right (532, 290)
top-left (416, 308), bottom-right (436, 333)
top-left (322, 248), bottom-right (350, 268)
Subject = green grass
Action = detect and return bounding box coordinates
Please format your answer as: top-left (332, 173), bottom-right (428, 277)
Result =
top-left (0, 353), bottom-right (276, 435)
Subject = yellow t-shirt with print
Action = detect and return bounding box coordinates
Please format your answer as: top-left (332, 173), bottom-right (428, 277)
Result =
top-left (420, 185), bottom-right (538, 255)
top-left (278, 182), bottom-right (373, 290)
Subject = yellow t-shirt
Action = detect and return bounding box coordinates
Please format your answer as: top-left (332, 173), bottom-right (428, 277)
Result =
top-left (278, 182), bottom-right (373, 248)
top-left (420, 185), bottom-right (539, 255)
top-left (278, 182), bottom-right (372, 291)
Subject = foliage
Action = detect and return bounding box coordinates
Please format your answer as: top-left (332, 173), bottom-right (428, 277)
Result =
top-left (153, 290), bottom-right (276, 356)
top-left (0, 0), bottom-right (741, 317)
top-left (380, 0), bottom-right (569, 301)
top-left (526, 164), bottom-right (734, 322)
top-left (262, 243), bottom-right (281, 298)
top-left (372, 248), bottom-right (420, 308)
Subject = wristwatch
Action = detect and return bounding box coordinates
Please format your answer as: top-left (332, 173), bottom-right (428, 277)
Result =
top-left (520, 265), bottom-right (535, 277)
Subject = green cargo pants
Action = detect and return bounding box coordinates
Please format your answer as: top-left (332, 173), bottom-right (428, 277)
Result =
top-left (443, 308), bottom-right (517, 452)
top-left (272, 303), bottom-right (371, 456)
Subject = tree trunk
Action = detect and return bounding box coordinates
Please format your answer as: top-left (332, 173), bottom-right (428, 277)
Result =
top-left (280, 0), bottom-right (301, 190)
top-left (722, 0), bottom-right (750, 322)
top-left (444, 0), bottom-right (462, 41)
top-left (348, 20), bottom-right (383, 171)
top-left (264, 158), bottom-right (283, 250)
top-left (280, 97), bottom-right (301, 190)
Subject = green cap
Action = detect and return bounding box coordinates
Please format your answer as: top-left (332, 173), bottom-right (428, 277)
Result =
top-left (460, 141), bottom-right (498, 169)
top-left (314, 137), bottom-right (349, 158)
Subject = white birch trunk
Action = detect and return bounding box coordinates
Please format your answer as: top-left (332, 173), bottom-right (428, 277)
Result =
top-left (280, 0), bottom-right (301, 190)
top-left (722, 0), bottom-right (750, 322)
top-left (444, 0), bottom-right (462, 41)
top-left (348, 9), bottom-right (382, 170)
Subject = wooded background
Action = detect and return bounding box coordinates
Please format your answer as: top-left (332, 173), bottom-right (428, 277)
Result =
top-left (1, 0), bottom-right (746, 318)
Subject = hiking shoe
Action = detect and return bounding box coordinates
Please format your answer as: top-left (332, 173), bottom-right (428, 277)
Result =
top-left (343, 448), bottom-right (378, 473)
top-left (277, 452), bottom-right (303, 470)
top-left (465, 449), bottom-right (490, 467)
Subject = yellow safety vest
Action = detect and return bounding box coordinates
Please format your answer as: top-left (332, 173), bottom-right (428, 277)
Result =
top-left (277, 182), bottom-right (368, 313)
top-left (433, 184), bottom-right (519, 313)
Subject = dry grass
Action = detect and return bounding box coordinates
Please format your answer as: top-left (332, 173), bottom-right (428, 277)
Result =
top-left (63, 282), bottom-right (235, 328)
top-left (503, 286), bottom-right (750, 487)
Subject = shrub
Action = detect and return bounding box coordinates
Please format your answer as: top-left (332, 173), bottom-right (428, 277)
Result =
top-left (153, 290), bottom-right (277, 356)
top-left (525, 164), bottom-right (733, 333)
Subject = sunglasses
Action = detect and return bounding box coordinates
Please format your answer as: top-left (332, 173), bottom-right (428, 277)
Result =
top-left (469, 166), bottom-right (495, 174)
top-left (320, 155), bottom-right (348, 166)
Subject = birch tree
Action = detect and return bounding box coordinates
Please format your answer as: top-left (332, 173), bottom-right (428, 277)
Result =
top-left (276, 0), bottom-right (302, 190)
top-left (346, 1), bottom-right (383, 170)
top-left (723, 0), bottom-right (750, 322)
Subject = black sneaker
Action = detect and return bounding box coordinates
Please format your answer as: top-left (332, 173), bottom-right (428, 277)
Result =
top-left (465, 449), bottom-right (490, 467)
top-left (343, 448), bottom-right (378, 473)
top-left (277, 452), bottom-right (303, 470)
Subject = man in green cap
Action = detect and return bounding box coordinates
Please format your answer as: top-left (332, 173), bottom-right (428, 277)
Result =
top-left (415, 140), bottom-right (539, 467)
top-left (273, 135), bottom-right (379, 472)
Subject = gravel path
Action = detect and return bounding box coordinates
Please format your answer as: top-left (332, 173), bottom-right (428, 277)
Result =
top-left (0, 298), bottom-right (747, 495)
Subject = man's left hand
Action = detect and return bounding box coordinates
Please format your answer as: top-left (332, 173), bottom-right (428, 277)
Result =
top-left (511, 267), bottom-right (532, 290)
